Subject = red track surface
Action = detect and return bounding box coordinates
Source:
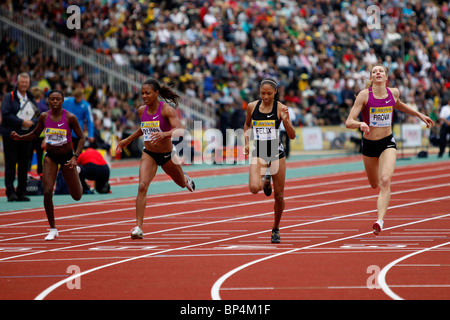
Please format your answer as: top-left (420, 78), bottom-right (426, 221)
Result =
top-left (0, 159), bottom-right (449, 301)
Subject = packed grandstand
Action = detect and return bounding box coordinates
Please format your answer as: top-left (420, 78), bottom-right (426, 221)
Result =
top-left (0, 0), bottom-right (448, 157)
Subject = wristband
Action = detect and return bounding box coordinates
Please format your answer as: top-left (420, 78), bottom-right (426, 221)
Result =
top-left (73, 153), bottom-right (79, 158)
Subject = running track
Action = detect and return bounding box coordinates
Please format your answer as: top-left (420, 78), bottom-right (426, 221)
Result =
top-left (1, 153), bottom-right (449, 304)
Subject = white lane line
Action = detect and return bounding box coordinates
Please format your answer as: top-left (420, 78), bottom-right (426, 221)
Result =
top-left (1, 170), bottom-right (449, 241)
top-left (377, 240), bottom-right (450, 300)
top-left (2, 179), bottom-right (449, 262)
top-left (33, 196), bottom-right (450, 300)
top-left (1, 161), bottom-right (447, 218)
top-left (210, 209), bottom-right (450, 300)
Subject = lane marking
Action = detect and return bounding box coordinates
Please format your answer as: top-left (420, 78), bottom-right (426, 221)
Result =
top-left (1, 180), bottom-right (449, 262)
top-left (211, 210), bottom-right (450, 300)
top-left (0, 161), bottom-right (447, 218)
top-left (377, 240), bottom-right (450, 300)
top-left (1, 171), bottom-right (449, 240)
top-left (34, 197), bottom-right (450, 300)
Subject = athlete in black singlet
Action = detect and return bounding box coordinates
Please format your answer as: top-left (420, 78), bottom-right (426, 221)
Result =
top-left (244, 78), bottom-right (296, 243)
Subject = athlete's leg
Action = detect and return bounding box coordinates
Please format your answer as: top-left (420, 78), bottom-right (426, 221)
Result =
top-left (161, 157), bottom-right (188, 188)
top-left (248, 156), bottom-right (269, 194)
top-left (42, 157), bottom-right (59, 229)
top-left (376, 148), bottom-right (396, 221)
top-left (61, 164), bottom-right (83, 201)
top-left (363, 155), bottom-right (379, 189)
top-left (270, 158), bottom-right (286, 230)
top-left (136, 153), bottom-right (158, 228)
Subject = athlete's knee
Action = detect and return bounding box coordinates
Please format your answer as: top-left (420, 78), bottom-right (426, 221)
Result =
top-left (379, 174), bottom-right (391, 189)
top-left (138, 182), bottom-right (149, 194)
top-left (72, 192), bottom-right (82, 201)
top-left (369, 181), bottom-right (378, 189)
top-left (274, 191), bottom-right (284, 204)
top-left (43, 189), bottom-right (53, 199)
top-left (249, 184), bottom-right (260, 194)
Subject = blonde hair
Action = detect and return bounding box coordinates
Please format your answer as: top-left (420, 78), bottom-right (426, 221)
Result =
top-left (365, 64), bottom-right (389, 88)
top-left (30, 86), bottom-right (43, 99)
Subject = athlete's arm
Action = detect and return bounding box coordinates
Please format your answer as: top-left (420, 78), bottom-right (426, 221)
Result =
top-left (279, 103), bottom-right (296, 140)
top-left (116, 106), bottom-right (145, 151)
top-left (243, 101), bottom-right (256, 155)
top-left (345, 89), bottom-right (370, 134)
top-left (10, 112), bottom-right (46, 141)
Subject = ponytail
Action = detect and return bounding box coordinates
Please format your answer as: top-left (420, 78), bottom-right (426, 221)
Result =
top-left (143, 79), bottom-right (180, 107)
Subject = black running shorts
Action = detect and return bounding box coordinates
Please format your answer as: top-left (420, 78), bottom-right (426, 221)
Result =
top-left (362, 134), bottom-right (397, 158)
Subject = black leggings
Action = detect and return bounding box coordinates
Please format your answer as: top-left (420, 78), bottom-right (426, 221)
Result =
top-left (79, 163), bottom-right (110, 193)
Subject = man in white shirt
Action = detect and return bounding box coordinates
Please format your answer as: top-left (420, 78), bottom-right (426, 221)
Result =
top-left (438, 101), bottom-right (450, 157)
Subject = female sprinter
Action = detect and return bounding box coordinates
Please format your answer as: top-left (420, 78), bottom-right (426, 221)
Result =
top-left (11, 90), bottom-right (84, 240)
top-left (116, 79), bottom-right (195, 239)
top-left (243, 78), bottom-right (296, 243)
top-left (346, 64), bottom-right (433, 235)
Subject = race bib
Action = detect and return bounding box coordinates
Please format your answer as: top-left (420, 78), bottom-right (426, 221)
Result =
top-left (370, 106), bottom-right (393, 127)
top-left (252, 120), bottom-right (277, 140)
top-left (141, 121), bottom-right (162, 141)
top-left (45, 128), bottom-right (68, 146)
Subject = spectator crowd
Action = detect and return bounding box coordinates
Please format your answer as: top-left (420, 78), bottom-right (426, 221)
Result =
top-left (1, 0), bottom-right (449, 157)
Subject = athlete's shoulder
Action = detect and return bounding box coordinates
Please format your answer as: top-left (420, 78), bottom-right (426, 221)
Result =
top-left (65, 109), bottom-right (76, 120)
top-left (161, 101), bottom-right (176, 118)
top-left (387, 87), bottom-right (400, 98)
top-left (245, 100), bottom-right (257, 114)
top-left (356, 88), bottom-right (369, 100)
top-left (137, 104), bottom-right (147, 116)
top-left (247, 100), bottom-right (259, 108)
top-left (276, 100), bottom-right (287, 109)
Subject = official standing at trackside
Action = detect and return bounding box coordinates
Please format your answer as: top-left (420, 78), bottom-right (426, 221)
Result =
top-left (0, 73), bottom-right (39, 202)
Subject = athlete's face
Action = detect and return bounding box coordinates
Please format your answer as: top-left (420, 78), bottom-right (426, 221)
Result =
top-left (370, 66), bottom-right (387, 83)
top-left (260, 84), bottom-right (277, 105)
top-left (48, 93), bottom-right (64, 111)
top-left (141, 84), bottom-right (158, 106)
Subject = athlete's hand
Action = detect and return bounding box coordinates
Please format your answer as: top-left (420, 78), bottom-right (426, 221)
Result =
top-left (116, 138), bottom-right (130, 152)
top-left (280, 105), bottom-right (290, 121)
top-left (150, 131), bottom-right (166, 144)
top-left (359, 122), bottom-right (370, 135)
top-left (420, 114), bottom-right (434, 128)
top-left (243, 145), bottom-right (249, 156)
top-left (65, 157), bottom-right (77, 170)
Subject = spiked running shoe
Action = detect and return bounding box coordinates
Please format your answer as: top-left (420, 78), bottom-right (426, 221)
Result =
top-left (372, 220), bottom-right (384, 235)
top-left (184, 172), bottom-right (195, 192)
top-left (271, 229), bottom-right (281, 243)
top-left (131, 226), bottom-right (144, 239)
top-left (262, 174), bottom-right (272, 196)
top-left (45, 228), bottom-right (59, 241)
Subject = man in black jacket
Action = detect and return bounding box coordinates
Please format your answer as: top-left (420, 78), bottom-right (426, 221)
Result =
top-left (1, 73), bottom-right (39, 201)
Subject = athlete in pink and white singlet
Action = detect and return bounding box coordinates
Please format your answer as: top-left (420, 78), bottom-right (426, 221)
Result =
top-left (116, 79), bottom-right (195, 240)
top-left (346, 64), bottom-right (433, 235)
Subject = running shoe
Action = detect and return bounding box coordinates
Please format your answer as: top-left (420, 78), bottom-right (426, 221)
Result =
top-left (184, 172), bottom-right (195, 192)
top-left (372, 220), bottom-right (384, 235)
top-left (271, 229), bottom-right (281, 243)
top-left (131, 226), bottom-right (144, 239)
top-left (262, 174), bottom-right (272, 196)
top-left (45, 228), bottom-right (59, 241)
